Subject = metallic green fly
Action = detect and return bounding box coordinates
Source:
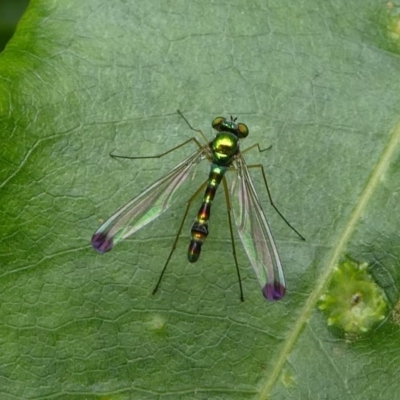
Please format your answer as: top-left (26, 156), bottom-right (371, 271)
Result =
top-left (92, 111), bottom-right (304, 301)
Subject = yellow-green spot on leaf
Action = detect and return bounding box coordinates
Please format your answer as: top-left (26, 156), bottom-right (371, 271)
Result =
top-left (281, 370), bottom-right (296, 388)
top-left (147, 315), bottom-right (168, 337)
top-left (318, 257), bottom-right (388, 334)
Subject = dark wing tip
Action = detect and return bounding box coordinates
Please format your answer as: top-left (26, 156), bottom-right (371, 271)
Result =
top-left (91, 232), bottom-right (113, 253)
top-left (262, 282), bottom-right (286, 301)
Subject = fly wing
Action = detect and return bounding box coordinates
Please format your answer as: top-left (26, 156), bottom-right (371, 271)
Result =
top-left (92, 149), bottom-right (206, 253)
top-left (230, 156), bottom-right (286, 300)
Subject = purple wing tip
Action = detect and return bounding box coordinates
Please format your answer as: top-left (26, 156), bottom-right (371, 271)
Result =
top-left (91, 232), bottom-right (113, 253)
top-left (262, 282), bottom-right (286, 301)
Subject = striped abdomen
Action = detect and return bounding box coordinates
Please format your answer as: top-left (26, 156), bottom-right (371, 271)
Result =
top-left (188, 164), bottom-right (227, 263)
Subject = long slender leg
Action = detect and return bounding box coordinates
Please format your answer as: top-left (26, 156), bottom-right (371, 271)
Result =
top-left (152, 179), bottom-right (209, 295)
top-left (177, 110), bottom-right (209, 143)
top-left (110, 137), bottom-right (204, 160)
top-left (222, 176), bottom-right (244, 302)
top-left (241, 143), bottom-right (272, 155)
top-left (247, 163), bottom-right (305, 241)
top-left (113, 109), bottom-right (209, 161)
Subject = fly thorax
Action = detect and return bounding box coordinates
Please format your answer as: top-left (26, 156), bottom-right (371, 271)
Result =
top-left (211, 132), bottom-right (239, 166)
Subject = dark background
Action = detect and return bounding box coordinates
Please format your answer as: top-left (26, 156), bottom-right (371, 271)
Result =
top-left (0, 0), bottom-right (29, 52)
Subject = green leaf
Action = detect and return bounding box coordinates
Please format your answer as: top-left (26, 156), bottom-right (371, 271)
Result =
top-left (1, 0), bottom-right (400, 398)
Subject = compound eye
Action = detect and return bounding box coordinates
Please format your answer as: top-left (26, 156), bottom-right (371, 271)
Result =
top-left (237, 123), bottom-right (249, 138)
top-left (212, 117), bottom-right (226, 131)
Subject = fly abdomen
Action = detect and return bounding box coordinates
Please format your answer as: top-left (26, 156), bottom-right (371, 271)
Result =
top-left (188, 221), bottom-right (209, 262)
top-left (187, 165), bottom-right (224, 263)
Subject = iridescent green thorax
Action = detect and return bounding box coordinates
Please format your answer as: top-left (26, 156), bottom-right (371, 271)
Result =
top-left (211, 132), bottom-right (239, 166)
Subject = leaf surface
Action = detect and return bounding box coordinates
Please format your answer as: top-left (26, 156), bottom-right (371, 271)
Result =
top-left (1, 1), bottom-right (400, 398)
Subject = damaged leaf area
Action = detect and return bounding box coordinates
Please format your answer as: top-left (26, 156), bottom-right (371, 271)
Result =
top-left (318, 257), bottom-right (388, 334)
